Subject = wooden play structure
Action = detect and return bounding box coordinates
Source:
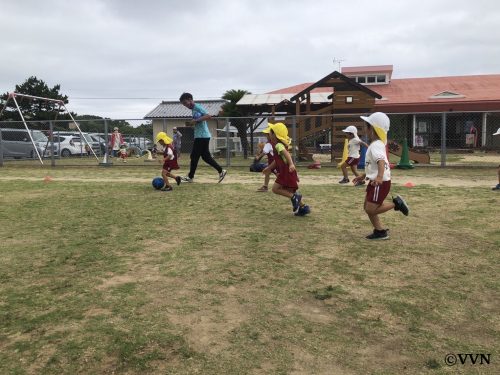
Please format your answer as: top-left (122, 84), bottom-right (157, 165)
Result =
top-left (237, 71), bottom-right (382, 163)
top-left (286, 71), bottom-right (382, 161)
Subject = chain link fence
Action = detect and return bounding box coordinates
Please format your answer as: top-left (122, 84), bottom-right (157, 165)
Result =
top-left (1, 112), bottom-right (499, 168)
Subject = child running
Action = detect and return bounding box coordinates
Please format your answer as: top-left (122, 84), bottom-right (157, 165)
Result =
top-left (263, 122), bottom-right (310, 216)
top-left (353, 112), bottom-right (409, 240)
top-left (338, 125), bottom-right (368, 186)
top-left (155, 132), bottom-right (182, 191)
top-left (254, 126), bottom-right (277, 192)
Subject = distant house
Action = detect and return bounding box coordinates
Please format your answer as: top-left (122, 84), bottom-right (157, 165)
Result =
top-left (144, 100), bottom-right (226, 152)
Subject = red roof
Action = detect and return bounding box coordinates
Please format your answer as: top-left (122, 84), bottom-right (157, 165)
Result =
top-left (268, 83), bottom-right (318, 94)
top-left (267, 74), bottom-right (500, 112)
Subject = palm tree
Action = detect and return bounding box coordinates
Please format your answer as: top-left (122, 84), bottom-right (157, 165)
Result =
top-left (221, 89), bottom-right (252, 158)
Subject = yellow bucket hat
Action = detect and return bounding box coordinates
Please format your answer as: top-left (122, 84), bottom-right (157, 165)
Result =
top-left (268, 122), bottom-right (291, 147)
top-left (155, 131), bottom-right (173, 145)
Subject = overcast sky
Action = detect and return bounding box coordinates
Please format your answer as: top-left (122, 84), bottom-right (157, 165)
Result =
top-left (1, 0), bottom-right (499, 121)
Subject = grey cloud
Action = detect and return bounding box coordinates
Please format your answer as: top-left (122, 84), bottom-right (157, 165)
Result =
top-left (1, 0), bottom-right (499, 119)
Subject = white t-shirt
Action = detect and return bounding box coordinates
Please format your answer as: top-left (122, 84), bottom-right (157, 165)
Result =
top-left (365, 140), bottom-right (391, 181)
top-left (263, 142), bottom-right (274, 156)
top-left (165, 147), bottom-right (173, 159)
top-left (348, 138), bottom-right (361, 158)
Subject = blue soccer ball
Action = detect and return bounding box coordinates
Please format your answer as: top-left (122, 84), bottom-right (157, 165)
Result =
top-left (152, 177), bottom-right (165, 190)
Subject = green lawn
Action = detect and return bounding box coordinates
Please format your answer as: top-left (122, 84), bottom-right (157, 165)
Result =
top-left (0, 165), bottom-right (498, 374)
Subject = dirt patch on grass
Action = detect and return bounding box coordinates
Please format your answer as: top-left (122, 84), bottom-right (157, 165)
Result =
top-left (0, 172), bottom-right (495, 187)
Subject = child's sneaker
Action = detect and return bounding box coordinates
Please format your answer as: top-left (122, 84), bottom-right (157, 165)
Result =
top-left (175, 176), bottom-right (182, 186)
top-left (218, 170), bottom-right (227, 183)
top-left (256, 185), bottom-right (268, 192)
top-left (294, 204), bottom-right (311, 216)
top-left (493, 184), bottom-right (500, 191)
top-left (181, 176), bottom-right (193, 183)
top-left (161, 185), bottom-right (173, 192)
top-left (291, 192), bottom-right (302, 213)
top-left (338, 178), bottom-right (349, 184)
top-left (393, 195), bottom-right (409, 216)
top-left (366, 229), bottom-right (389, 240)
top-left (354, 179), bottom-right (366, 187)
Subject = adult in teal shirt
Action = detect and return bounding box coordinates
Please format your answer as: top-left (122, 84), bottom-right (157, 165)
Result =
top-left (179, 92), bottom-right (227, 183)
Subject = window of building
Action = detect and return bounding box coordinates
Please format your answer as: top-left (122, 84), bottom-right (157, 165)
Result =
top-left (376, 75), bottom-right (386, 83)
top-left (429, 91), bottom-right (465, 99)
top-left (357, 76), bottom-right (366, 83)
top-left (367, 76), bottom-right (376, 83)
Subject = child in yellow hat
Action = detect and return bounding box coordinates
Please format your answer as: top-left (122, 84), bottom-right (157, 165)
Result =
top-left (353, 112), bottom-right (409, 239)
top-left (262, 122), bottom-right (310, 216)
top-left (253, 126), bottom-right (277, 192)
top-left (155, 132), bottom-right (182, 191)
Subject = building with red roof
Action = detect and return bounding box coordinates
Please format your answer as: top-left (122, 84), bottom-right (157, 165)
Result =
top-left (240, 66), bottom-right (500, 149)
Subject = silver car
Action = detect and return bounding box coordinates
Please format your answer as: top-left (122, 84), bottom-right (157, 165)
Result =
top-left (0, 128), bottom-right (49, 159)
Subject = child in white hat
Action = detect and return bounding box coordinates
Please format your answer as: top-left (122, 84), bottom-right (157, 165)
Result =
top-left (338, 125), bottom-right (368, 185)
top-left (492, 128), bottom-right (500, 190)
top-left (353, 112), bottom-right (409, 240)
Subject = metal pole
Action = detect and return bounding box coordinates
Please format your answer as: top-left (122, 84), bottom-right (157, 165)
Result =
top-left (99, 118), bottom-right (112, 166)
top-left (225, 118), bottom-right (230, 167)
top-left (440, 112), bottom-right (446, 167)
top-left (412, 114), bottom-right (416, 147)
top-left (12, 95), bottom-right (43, 164)
top-left (0, 127), bottom-right (3, 167)
top-left (49, 121), bottom-right (55, 167)
top-left (481, 113), bottom-right (487, 147)
top-left (8, 92), bottom-right (65, 103)
top-left (60, 103), bottom-right (99, 161)
top-left (292, 116), bottom-right (297, 163)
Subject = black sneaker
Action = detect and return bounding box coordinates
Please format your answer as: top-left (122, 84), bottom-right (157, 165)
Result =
top-left (366, 229), bottom-right (389, 240)
top-left (493, 184), bottom-right (500, 191)
top-left (161, 186), bottom-right (173, 192)
top-left (218, 169), bottom-right (227, 183)
top-left (354, 180), bottom-right (366, 187)
top-left (291, 192), bottom-right (302, 213)
top-left (294, 204), bottom-right (311, 216)
top-left (338, 178), bottom-right (350, 184)
top-left (393, 195), bottom-right (409, 216)
top-left (175, 176), bottom-right (182, 186)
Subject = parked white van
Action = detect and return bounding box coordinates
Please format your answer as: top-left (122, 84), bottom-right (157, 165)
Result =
top-left (0, 128), bottom-right (49, 159)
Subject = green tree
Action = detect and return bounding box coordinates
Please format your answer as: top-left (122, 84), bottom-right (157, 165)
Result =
top-left (221, 89), bottom-right (252, 158)
top-left (1, 76), bottom-right (74, 125)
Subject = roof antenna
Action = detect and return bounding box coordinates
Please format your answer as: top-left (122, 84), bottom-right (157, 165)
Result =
top-left (333, 57), bottom-right (345, 72)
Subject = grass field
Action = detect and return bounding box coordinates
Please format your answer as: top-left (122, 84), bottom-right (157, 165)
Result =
top-left (0, 164), bottom-right (499, 374)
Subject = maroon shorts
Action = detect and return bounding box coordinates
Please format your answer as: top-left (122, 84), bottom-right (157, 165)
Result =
top-left (163, 159), bottom-right (179, 172)
top-left (346, 157), bottom-right (359, 166)
top-left (275, 169), bottom-right (299, 192)
top-left (366, 180), bottom-right (391, 204)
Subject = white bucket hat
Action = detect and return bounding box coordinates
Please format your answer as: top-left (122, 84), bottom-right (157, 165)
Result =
top-left (360, 112), bottom-right (390, 143)
top-left (342, 125), bottom-right (359, 139)
top-left (493, 128), bottom-right (500, 136)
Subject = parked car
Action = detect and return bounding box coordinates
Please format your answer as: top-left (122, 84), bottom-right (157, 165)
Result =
top-left (124, 136), bottom-right (153, 151)
top-left (89, 133), bottom-right (107, 154)
top-left (56, 132), bottom-right (100, 156)
top-left (0, 128), bottom-right (49, 159)
top-left (50, 135), bottom-right (87, 157)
